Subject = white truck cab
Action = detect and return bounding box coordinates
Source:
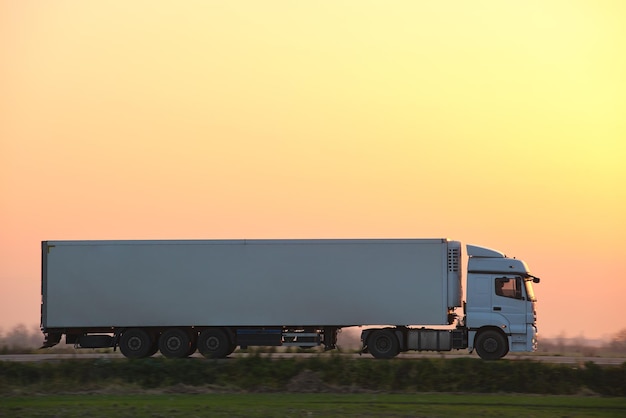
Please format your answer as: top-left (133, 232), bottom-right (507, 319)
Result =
top-left (465, 245), bottom-right (539, 359)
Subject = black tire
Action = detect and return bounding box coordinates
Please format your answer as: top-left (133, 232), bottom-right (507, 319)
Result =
top-left (119, 328), bottom-right (153, 359)
top-left (159, 328), bottom-right (192, 358)
top-left (368, 329), bottom-right (399, 359)
top-left (197, 328), bottom-right (231, 359)
top-left (475, 330), bottom-right (508, 360)
top-left (226, 341), bottom-right (237, 356)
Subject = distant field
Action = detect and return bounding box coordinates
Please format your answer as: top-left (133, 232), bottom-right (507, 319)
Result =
top-left (3, 393), bottom-right (626, 418)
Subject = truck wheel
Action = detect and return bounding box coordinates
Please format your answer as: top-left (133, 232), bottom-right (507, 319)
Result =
top-left (368, 329), bottom-right (399, 359)
top-left (119, 328), bottom-right (153, 359)
top-left (198, 328), bottom-right (231, 359)
top-left (159, 328), bottom-right (192, 358)
top-left (475, 330), bottom-right (508, 360)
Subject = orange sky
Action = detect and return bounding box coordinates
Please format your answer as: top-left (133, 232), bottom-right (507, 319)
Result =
top-left (1, 1), bottom-right (625, 341)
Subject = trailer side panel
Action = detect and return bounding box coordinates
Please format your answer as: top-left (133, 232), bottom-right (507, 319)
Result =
top-left (42, 239), bottom-right (454, 328)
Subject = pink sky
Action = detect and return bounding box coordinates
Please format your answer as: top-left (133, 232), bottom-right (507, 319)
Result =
top-left (1, 1), bottom-right (625, 340)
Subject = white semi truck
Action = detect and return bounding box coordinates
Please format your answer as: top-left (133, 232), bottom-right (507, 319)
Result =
top-left (41, 239), bottom-right (540, 360)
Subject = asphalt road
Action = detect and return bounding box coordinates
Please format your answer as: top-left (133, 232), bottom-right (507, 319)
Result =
top-left (1, 352), bottom-right (624, 365)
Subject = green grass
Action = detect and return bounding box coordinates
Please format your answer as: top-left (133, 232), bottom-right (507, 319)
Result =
top-left (2, 393), bottom-right (626, 417)
top-left (2, 356), bottom-right (626, 396)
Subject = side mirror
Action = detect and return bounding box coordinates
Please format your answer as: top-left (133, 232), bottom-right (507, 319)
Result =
top-left (533, 277), bottom-right (540, 284)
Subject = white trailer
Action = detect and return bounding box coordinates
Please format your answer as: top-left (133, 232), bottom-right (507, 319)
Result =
top-left (41, 239), bottom-right (540, 359)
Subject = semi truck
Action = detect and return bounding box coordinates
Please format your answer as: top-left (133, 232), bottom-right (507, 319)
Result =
top-left (40, 238), bottom-right (540, 360)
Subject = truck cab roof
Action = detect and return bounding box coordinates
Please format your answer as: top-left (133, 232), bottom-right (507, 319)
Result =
top-left (467, 244), bottom-right (531, 276)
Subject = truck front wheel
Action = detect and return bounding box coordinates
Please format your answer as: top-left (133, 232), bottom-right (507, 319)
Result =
top-left (119, 328), bottom-right (153, 359)
top-left (368, 329), bottom-right (399, 359)
top-left (475, 329), bottom-right (508, 360)
top-left (198, 328), bottom-right (231, 359)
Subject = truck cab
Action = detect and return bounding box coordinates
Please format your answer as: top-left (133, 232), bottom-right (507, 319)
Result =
top-left (465, 245), bottom-right (539, 359)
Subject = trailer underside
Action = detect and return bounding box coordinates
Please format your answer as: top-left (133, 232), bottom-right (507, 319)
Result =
top-left (42, 324), bottom-right (479, 359)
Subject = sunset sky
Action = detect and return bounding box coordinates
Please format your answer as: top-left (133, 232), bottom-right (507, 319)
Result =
top-left (1, 1), bottom-right (625, 342)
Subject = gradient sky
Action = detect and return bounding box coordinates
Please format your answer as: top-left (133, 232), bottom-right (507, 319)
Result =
top-left (2, 1), bottom-right (625, 341)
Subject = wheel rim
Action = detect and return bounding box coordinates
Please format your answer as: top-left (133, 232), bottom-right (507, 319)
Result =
top-left (128, 336), bottom-right (143, 351)
top-left (483, 337), bottom-right (499, 353)
top-left (374, 336), bottom-right (391, 353)
top-left (166, 336), bottom-right (182, 351)
top-left (205, 336), bottom-right (220, 351)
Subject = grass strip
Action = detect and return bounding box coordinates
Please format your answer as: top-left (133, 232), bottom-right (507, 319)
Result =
top-left (2, 393), bottom-right (626, 418)
top-left (1, 356), bottom-right (625, 396)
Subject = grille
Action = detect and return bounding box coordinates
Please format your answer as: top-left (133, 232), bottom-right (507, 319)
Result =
top-left (448, 247), bottom-right (460, 272)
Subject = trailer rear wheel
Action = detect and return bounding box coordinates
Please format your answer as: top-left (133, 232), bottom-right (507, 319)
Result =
top-left (119, 328), bottom-right (153, 359)
top-left (159, 328), bottom-right (192, 358)
top-left (475, 329), bottom-right (508, 360)
top-left (368, 329), bottom-right (399, 359)
top-left (198, 328), bottom-right (231, 358)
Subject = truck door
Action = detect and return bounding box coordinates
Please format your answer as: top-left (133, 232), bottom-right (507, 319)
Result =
top-left (493, 277), bottom-right (527, 335)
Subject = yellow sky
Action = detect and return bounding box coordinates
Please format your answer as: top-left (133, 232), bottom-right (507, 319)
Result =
top-left (1, 1), bottom-right (625, 340)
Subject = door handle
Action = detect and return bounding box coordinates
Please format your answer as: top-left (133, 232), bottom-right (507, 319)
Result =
top-left (493, 307), bottom-right (502, 311)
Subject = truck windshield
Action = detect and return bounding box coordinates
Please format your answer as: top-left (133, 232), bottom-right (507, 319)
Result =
top-left (524, 279), bottom-right (536, 302)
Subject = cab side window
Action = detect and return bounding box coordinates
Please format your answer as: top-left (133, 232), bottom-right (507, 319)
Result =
top-left (495, 278), bottom-right (522, 299)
